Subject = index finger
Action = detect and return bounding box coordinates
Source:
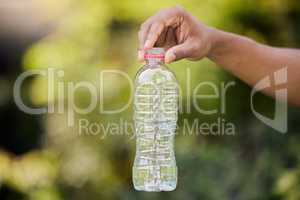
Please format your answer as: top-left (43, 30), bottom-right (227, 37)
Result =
top-left (139, 6), bottom-right (184, 50)
top-left (143, 7), bottom-right (184, 49)
top-left (138, 16), bottom-right (154, 50)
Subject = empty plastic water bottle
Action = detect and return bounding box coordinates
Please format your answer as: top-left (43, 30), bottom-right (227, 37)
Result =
top-left (133, 48), bottom-right (178, 192)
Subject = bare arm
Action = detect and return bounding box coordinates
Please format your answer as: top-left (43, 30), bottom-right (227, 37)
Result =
top-left (208, 30), bottom-right (300, 106)
top-left (138, 6), bottom-right (300, 106)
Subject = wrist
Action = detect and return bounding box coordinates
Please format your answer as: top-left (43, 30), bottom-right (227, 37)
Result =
top-left (207, 28), bottom-right (260, 63)
top-left (207, 28), bottom-right (229, 60)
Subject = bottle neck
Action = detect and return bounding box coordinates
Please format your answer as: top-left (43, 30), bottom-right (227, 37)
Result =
top-left (146, 58), bottom-right (164, 67)
top-left (144, 48), bottom-right (165, 67)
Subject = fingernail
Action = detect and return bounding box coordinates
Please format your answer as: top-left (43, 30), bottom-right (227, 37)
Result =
top-left (166, 52), bottom-right (176, 63)
top-left (144, 40), bottom-right (151, 49)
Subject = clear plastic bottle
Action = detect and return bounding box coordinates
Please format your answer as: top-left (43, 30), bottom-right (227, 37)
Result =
top-left (133, 48), bottom-right (178, 192)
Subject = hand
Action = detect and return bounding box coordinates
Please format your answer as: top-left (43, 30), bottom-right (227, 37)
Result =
top-left (138, 6), bottom-right (215, 63)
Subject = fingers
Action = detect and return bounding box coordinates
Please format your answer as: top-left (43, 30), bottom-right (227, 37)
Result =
top-left (155, 27), bottom-right (168, 47)
top-left (138, 17), bottom-right (154, 49)
top-left (163, 27), bottom-right (177, 49)
top-left (144, 22), bottom-right (165, 49)
top-left (165, 42), bottom-right (192, 63)
top-left (138, 6), bottom-right (184, 54)
top-left (138, 20), bottom-right (152, 61)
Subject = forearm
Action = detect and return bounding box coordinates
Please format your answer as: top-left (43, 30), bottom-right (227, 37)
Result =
top-left (208, 29), bottom-right (300, 106)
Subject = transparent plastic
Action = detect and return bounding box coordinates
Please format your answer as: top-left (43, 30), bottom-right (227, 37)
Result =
top-left (133, 48), bottom-right (178, 192)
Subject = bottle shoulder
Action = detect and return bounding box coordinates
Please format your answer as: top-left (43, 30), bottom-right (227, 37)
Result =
top-left (135, 64), bottom-right (177, 85)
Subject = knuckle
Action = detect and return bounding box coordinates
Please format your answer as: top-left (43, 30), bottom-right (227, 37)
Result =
top-left (151, 22), bottom-right (159, 28)
top-left (151, 22), bottom-right (162, 30)
top-left (170, 5), bottom-right (184, 15)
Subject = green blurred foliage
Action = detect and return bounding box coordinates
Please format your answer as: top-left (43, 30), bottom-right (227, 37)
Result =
top-left (1, 0), bottom-right (300, 199)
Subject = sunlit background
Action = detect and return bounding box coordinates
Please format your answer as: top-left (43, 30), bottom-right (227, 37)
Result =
top-left (0, 0), bottom-right (300, 199)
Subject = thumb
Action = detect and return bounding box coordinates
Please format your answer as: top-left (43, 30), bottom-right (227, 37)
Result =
top-left (165, 42), bottom-right (192, 63)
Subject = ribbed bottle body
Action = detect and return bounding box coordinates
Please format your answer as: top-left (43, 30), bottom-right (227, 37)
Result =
top-left (133, 52), bottom-right (178, 192)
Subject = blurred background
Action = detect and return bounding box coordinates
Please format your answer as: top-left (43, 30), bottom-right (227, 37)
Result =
top-left (0, 0), bottom-right (300, 199)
